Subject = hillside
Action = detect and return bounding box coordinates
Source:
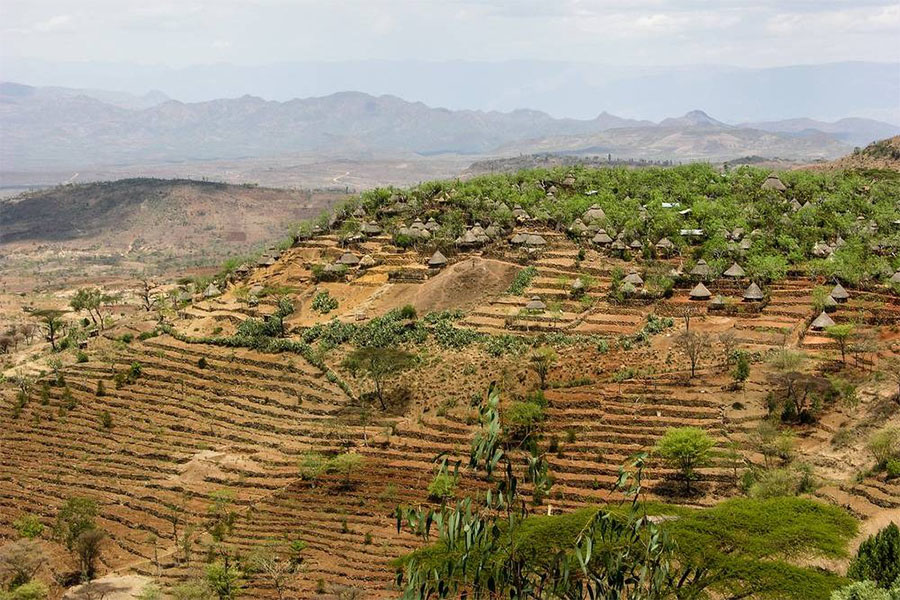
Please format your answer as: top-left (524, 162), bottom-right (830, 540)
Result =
top-left (1, 166), bottom-right (899, 598)
top-left (0, 179), bottom-right (346, 291)
top-left (4, 83), bottom-right (897, 175)
top-left (815, 135), bottom-right (900, 172)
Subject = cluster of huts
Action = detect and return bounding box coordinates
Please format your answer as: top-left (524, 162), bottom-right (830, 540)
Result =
top-left (809, 283), bottom-right (851, 332)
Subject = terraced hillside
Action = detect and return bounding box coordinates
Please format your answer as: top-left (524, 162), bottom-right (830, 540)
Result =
top-left (2, 164), bottom-right (900, 598)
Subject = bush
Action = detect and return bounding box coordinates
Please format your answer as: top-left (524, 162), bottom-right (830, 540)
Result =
top-left (312, 291), bottom-right (339, 314)
top-left (75, 351), bottom-right (88, 363)
top-left (120, 333), bottom-right (134, 344)
top-left (197, 357), bottom-right (208, 369)
top-left (507, 266), bottom-right (537, 295)
top-left (830, 580), bottom-right (899, 600)
top-left (99, 410), bottom-right (112, 430)
top-left (95, 380), bottom-right (105, 397)
top-left (749, 468), bottom-right (799, 499)
top-left (848, 522), bottom-right (900, 588)
top-left (427, 473), bottom-right (458, 501)
top-left (0, 581), bottom-right (49, 600)
top-left (502, 400), bottom-right (545, 441)
top-left (399, 304), bottom-right (418, 320)
top-left (868, 428), bottom-right (900, 469)
top-left (13, 514), bottom-right (44, 540)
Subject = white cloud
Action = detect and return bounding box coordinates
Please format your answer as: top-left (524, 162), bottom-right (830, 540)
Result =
top-left (32, 14), bottom-right (74, 32)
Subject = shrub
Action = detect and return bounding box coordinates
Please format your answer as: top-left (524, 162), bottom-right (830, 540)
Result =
top-left (502, 400), bottom-right (545, 441)
top-left (95, 380), bottom-right (105, 397)
top-left (507, 266), bottom-right (537, 295)
top-left (120, 333), bottom-right (134, 344)
top-left (13, 514), bottom-right (44, 540)
top-left (75, 351), bottom-right (88, 363)
top-left (868, 428), bottom-right (900, 469)
top-left (0, 581), bottom-right (49, 600)
top-left (99, 410), bottom-right (112, 430)
top-left (848, 522), bottom-right (900, 588)
top-left (312, 291), bottom-right (339, 314)
top-left (427, 473), bottom-right (457, 501)
top-left (830, 580), bottom-right (899, 600)
top-left (399, 304), bottom-right (418, 320)
top-left (197, 357), bottom-right (208, 369)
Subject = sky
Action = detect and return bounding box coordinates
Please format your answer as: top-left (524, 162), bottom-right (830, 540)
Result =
top-left (2, 0), bottom-right (899, 68)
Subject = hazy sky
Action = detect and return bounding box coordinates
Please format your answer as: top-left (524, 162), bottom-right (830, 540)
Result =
top-left (2, 0), bottom-right (899, 68)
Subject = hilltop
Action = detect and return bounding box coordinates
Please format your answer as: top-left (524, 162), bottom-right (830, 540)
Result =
top-left (816, 135), bottom-right (900, 172)
top-left (1, 165), bottom-right (899, 598)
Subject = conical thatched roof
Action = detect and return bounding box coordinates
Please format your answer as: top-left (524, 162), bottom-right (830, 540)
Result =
top-left (337, 252), bottom-right (360, 266)
top-left (427, 250), bottom-right (448, 267)
top-left (583, 204), bottom-right (606, 224)
top-left (611, 239), bottom-right (626, 251)
top-left (204, 283), bottom-right (221, 298)
top-left (593, 231), bottom-right (613, 245)
top-left (690, 259), bottom-right (710, 277)
top-left (761, 173), bottom-right (786, 191)
top-left (410, 218), bottom-right (426, 230)
top-left (456, 230), bottom-right (479, 246)
top-left (823, 295), bottom-right (838, 310)
top-left (425, 217), bottom-right (440, 231)
top-left (525, 296), bottom-right (546, 311)
top-left (812, 241), bottom-right (832, 258)
top-left (743, 282), bottom-right (764, 301)
top-left (359, 254), bottom-right (376, 268)
top-left (656, 237), bottom-right (674, 249)
top-left (831, 282), bottom-right (849, 301)
top-left (623, 271), bottom-right (643, 286)
top-left (569, 219), bottom-right (589, 236)
top-left (710, 295), bottom-right (726, 308)
top-left (723, 263), bottom-right (746, 278)
top-left (257, 255), bottom-right (276, 267)
top-left (510, 233), bottom-right (527, 245)
top-left (739, 239), bottom-right (752, 251)
top-left (362, 221), bottom-right (382, 235)
top-left (790, 199), bottom-right (803, 212)
top-left (890, 270), bottom-right (900, 284)
top-left (689, 282), bottom-right (711, 300)
top-left (810, 311), bottom-right (835, 330)
top-left (484, 225), bottom-right (500, 239)
top-left (524, 234), bottom-right (546, 247)
top-left (571, 278), bottom-right (585, 291)
top-left (629, 239), bottom-right (642, 250)
top-left (352, 206), bottom-right (366, 218)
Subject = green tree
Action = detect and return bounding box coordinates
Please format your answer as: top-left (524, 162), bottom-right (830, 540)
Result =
top-left (205, 556), bottom-right (243, 600)
top-left (848, 522), bottom-right (900, 588)
top-left (826, 324), bottom-right (855, 364)
top-left (343, 347), bottom-right (416, 410)
top-left (12, 516), bottom-right (43, 540)
top-left (654, 427), bottom-right (715, 494)
top-left (53, 497), bottom-right (97, 550)
top-left (529, 346), bottom-right (557, 389)
top-left (831, 580), bottom-right (900, 600)
top-left (0, 581), bottom-right (49, 600)
top-left (32, 310), bottom-right (64, 351)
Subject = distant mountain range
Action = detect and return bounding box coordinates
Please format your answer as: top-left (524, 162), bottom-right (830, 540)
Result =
top-left (1, 81), bottom-right (897, 173)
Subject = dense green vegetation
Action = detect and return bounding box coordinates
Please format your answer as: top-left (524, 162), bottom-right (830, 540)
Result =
top-left (334, 164), bottom-right (900, 285)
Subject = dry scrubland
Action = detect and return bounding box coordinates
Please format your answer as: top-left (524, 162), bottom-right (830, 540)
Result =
top-left (1, 161), bottom-right (900, 599)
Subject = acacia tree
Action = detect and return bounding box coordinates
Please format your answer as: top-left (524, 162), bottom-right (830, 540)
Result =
top-left (678, 331), bottom-right (710, 378)
top-left (529, 346), bottom-right (557, 389)
top-left (343, 347), bottom-right (416, 410)
top-left (0, 539), bottom-right (47, 589)
top-left (825, 324), bottom-right (854, 364)
top-left (32, 310), bottom-right (64, 351)
top-left (138, 278), bottom-right (161, 313)
top-left (70, 288), bottom-right (116, 331)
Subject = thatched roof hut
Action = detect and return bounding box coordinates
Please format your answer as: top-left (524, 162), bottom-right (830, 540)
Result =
top-left (569, 219), bottom-right (589, 237)
top-left (525, 296), bottom-right (546, 311)
top-left (689, 282), bottom-right (712, 300)
top-left (629, 239), bottom-right (642, 250)
top-left (710, 295), bottom-right (726, 309)
top-left (352, 206), bottom-right (367, 218)
top-left (743, 282), bottom-right (764, 302)
top-left (890, 270), bottom-right (900, 284)
top-left (362, 221), bottom-right (383, 235)
top-left (690, 259), bottom-right (711, 277)
top-left (761, 173), bottom-right (786, 191)
top-left (359, 255), bottom-right (376, 268)
top-left (823, 295), bottom-right (838, 312)
top-left (723, 263), bottom-right (746, 278)
top-left (524, 234), bottom-right (546, 247)
top-left (427, 250), bottom-right (448, 268)
top-left (831, 283), bottom-right (849, 302)
top-left (583, 204), bottom-right (606, 224)
top-left (656, 237), bottom-right (674, 251)
top-left (593, 230), bottom-right (613, 245)
top-left (510, 233), bottom-right (527, 245)
top-left (810, 311), bottom-right (835, 331)
top-left (204, 283), bottom-right (221, 298)
top-left (337, 252), bottom-right (360, 266)
top-left (257, 255), bottom-right (276, 267)
top-left (611, 239), bottom-right (626, 251)
top-left (623, 271), bottom-right (643, 286)
top-left (739, 239), bottom-right (752, 251)
top-left (425, 217), bottom-right (440, 232)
